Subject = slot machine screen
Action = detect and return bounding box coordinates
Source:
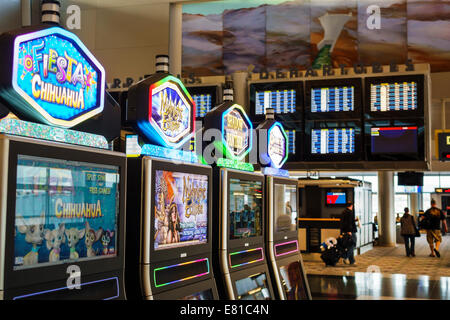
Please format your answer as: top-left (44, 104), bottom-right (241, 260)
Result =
top-left (371, 126), bottom-right (418, 154)
top-left (229, 179), bottom-right (263, 240)
top-left (14, 155), bottom-right (120, 270)
top-left (274, 184), bottom-right (297, 233)
top-left (279, 261), bottom-right (308, 300)
top-left (180, 289), bottom-right (214, 300)
top-left (235, 272), bottom-right (272, 300)
top-left (154, 170), bottom-right (208, 250)
top-left (311, 128), bottom-right (355, 155)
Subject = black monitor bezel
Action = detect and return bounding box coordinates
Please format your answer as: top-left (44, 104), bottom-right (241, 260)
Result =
top-left (4, 139), bottom-right (126, 290)
top-left (249, 81), bottom-right (303, 123)
top-left (226, 170), bottom-right (265, 251)
top-left (304, 120), bottom-right (363, 161)
top-left (364, 74), bottom-right (425, 119)
top-left (271, 177), bottom-right (299, 241)
top-left (364, 118), bottom-right (425, 161)
top-left (186, 85), bottom-right (219, 119)
top-left (304, 78), bottom-right (363, 120)
top-left (149, 159), bottom-right (213, 264)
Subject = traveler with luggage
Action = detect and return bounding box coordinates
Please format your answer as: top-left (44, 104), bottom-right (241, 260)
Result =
top-left (421, 199), bottom-right (448, 258)
top-left (400, 207), bottom-right (418, 257)
top-left (340, 202), bottom-right (357, 265)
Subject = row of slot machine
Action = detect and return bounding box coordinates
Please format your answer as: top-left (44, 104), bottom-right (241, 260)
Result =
top-left (187, 73), bottom-right (427, 165)
top-left (0, 23), bottom-right (310, 301)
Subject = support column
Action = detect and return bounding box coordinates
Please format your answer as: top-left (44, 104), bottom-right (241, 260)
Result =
top-left (232, 71), bottom-right (248, 112)
top-left (378, 171), bottom-right (396, 246)
top-left (409, 193), bottom-right (419, 222)
top-left (169, 3), bottom-right (182, 77)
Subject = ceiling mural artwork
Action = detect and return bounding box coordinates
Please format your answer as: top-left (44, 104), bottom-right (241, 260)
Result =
top-left (182, 0), bottom-right (450, 76)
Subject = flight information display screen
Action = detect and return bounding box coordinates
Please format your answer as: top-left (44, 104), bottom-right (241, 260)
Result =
top-left (192, 94), bottom-right (213, 118)
top-left (311, 128), bottom-right (355, 154)
top-left (255, 89), bottom-right (296, 115)
top-left (371, 126), bottom-right (418, 154)
top-left (311, 86), bottom-right (354, 113)
top-left (285, 129), bottom-right (296, 155)
top-left (370, 82), bottom-right (417, 112)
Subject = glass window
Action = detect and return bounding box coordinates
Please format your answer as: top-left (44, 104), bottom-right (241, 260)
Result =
top-left (274, 184), bottom-right (297, 232)
top-left (229, 179), bottom-right (263, 240)
top-left (14, 155), bottom-right (120, 270)
top-left (394, 194), bottom-right (408, 217)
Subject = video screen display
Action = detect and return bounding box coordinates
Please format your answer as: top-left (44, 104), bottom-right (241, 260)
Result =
top-left (311, 128), bottom-right (355, 154)
top-left (193, 94), bottom-right (213, 118)
top-left (255, 89), bottom-right (296, 115)
top-left (235, 272), bottom-right (272, 300)
top-left (371, 126), bottom-right (418, 154)
top-left (14, 155), bottom-right (120, 270)
top-left (154, 170), bottom-right (208, 250)
top-left (370, 81), bottom-right (417, 112)
top-left (180, 289), bottom-right (214, 300)
top-left (229, 179), bottom-right (263, 240)
top-left (311, 86), bottom-right (354, 113)
top-left (279, 261), bottom-right (308, 300)
top-left (274, 184), bottom-right (297, 232)
top-left (326, 192), bottom-right (347, 205)
top-left (285, 130), bottom-right (296, 155)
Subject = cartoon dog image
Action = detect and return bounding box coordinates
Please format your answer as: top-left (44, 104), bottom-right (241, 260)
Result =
top-left (101, 230), bottom-right (114, 255)
top-left (85, 221), bottom-right (102, 257)
top-left (45, 223), bottom-right (65, 262)
top-left (17, 212), bottom-right (46, 266)
top-left (65, 227), bottom-right (85, 259)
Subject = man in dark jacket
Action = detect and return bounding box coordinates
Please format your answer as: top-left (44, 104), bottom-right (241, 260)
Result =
top-left (340, 202), bottom-right (357, 265)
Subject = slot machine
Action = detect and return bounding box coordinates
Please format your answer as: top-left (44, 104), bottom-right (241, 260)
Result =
top-left (0, 24), bottom-right (126, 300)
top-left (256, 109), bottom-right (311, 300)
top-left (123, 56), bottom-right (218, 300)
top-left (203, 91), bottom-right (275, 300)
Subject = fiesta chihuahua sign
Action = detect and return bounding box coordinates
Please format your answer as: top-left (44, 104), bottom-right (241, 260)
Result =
top-left (267, 122), bottom-right (288, 168)
top-left (0, 26), bottom-right (105, 128)
top-left (222, 104), bottom-right (252, 160)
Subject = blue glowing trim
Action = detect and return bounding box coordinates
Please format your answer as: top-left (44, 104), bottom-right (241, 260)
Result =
top-left (0, 118), bottom-right (109, 149)
top-left (140, 144), bottom-right (198, 163)
top-left (13, 277), bottom-right (119, 300)
top-left (11, 26), bottom-right (105, 128)
top-left (267, 121), bottom-right (288, 169)
top-left (221, 104), bottom-right (253, 160)
top-left (262, 166), bottom-right (289, 177)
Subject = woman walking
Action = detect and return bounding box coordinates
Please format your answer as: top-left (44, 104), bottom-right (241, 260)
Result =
top-left (400, 207), bottom-right (417, 257)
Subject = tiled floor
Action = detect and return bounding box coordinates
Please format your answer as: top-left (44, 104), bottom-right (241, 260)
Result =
top-left (302, 234), bottom-right (450, 299)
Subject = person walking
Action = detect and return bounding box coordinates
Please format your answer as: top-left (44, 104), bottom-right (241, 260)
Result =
top-left (422, 199), bottom-right (448, 258)
top-left (400, 207), bottom-right (417, 257)
top-left (340, 202), bottom-right (357, 265)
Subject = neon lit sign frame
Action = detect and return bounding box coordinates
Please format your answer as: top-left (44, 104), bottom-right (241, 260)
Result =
top-left (11, 27), bottom-right (105, 128)
top-left (267, 121), bottom-right (288, 169)
top-left (221, 104), bottom-right (253, 161)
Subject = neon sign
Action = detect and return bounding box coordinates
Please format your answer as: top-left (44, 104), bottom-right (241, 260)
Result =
top-left (2, 27), bottom-right (105, 128)
top-left (135, 75), bottom-right (195, 149)
top-left (221, 104), bottom-right (252, 160)
top-left (267, 122), bottom-right (288, 169)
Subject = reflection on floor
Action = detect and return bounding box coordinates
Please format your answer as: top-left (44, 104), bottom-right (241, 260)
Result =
top-left (303, 234), bottom-right (450, 299)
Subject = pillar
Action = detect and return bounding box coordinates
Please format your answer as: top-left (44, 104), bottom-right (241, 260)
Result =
top-left (378, 171), bottom-right (396, 246)
top-left (21, 0), bottom-right (32, 26)
top-left (232, 72), bottom-right (248, 112)
top-left (169, 3), bottom-right (182, 77)
top-left (409, 193), bottom-right (419, 222)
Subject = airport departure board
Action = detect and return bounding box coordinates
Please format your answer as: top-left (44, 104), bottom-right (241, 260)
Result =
top-left (311, 128), bottom-right (355, 154)
top-left (255, 89), bottom-right (296, 115)
top-left (285, 129), bottom-right (296, 155)
top-left (370, 82), bottom-right (417, 112)
top-left (311, 86), bottom-right (354, 113)
top-left (192, 93), bottom-right (213, 118)
top-left (370, 126), bottom-right (418, 154)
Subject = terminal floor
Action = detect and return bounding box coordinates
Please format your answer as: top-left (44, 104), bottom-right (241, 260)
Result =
top-left (302, 234), bottom-right (450, 299)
